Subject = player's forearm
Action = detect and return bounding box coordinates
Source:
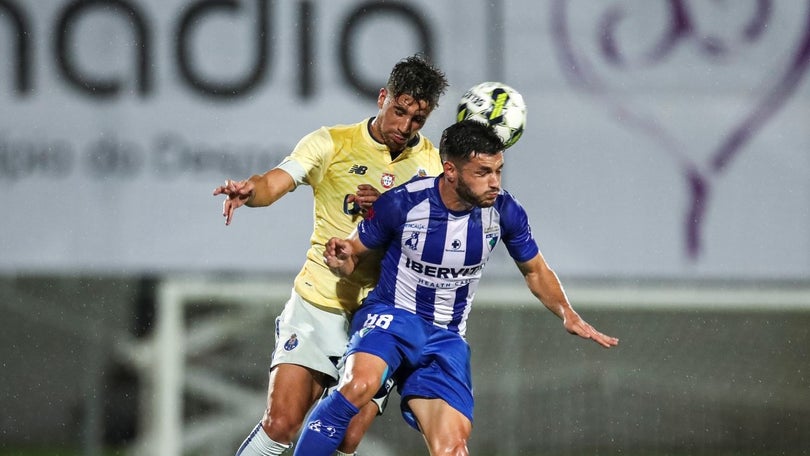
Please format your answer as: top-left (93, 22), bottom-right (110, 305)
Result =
top-left (522, 260), bottom-right (574, 320)
top-left (329, 256), bottom-right (358, 278)
top-left (246, 169), bottom-right (294, 207)
top-left (527, 277), bottom-right (570, 318)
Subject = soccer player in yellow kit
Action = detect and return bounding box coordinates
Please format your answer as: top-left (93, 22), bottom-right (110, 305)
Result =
top-left (213, 54), bottom-right (448, 456)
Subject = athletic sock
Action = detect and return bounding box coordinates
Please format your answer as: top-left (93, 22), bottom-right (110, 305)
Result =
top-left (292, 391), bottom-right (360, 456)
top-left (335, 451), bottom-right (356, 456)
top-left (235, 421), bottom-right (292, 456)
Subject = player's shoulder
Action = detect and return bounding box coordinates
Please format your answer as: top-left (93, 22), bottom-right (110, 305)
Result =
top-left (494, 188), bottom-right (529, 213)
top-left (327, 118), bottom-right (379, 152)
top-left (377, 175), bottom-right (435, 207)
top-left (325, 118), bottom-right (365, 134)
top-left (399, 175), bottom-right (437, 195)
top-left (320, 119), bottom-right (361, 142)
top-left (407, 134), bottom-right (439, 156)
top-left (412, 132), bottom-right (435, 148)
top-left (492, 189), bottom-right (532, 227)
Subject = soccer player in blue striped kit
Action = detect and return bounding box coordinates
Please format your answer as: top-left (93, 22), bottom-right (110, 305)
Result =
top-left (295, 120), bottom-right (619, 455)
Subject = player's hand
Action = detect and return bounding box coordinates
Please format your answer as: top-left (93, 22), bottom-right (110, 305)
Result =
top-left (563, 311), bottom-right (619, 348)
top-left (212, 179), bottom-right (255, 226)
top-left (323, 237), bottom-right (355, 276)
top-left (347, 184), bottom-right (381, 213)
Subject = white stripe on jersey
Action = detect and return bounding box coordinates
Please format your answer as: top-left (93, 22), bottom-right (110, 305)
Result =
top-left (403, 177), bottom-right (435, 192)
top-left (393, 197), bottom-right (431, 318)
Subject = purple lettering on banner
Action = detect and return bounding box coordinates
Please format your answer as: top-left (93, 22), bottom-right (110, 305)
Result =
top-left (550, 0), bottom-right (810, 259)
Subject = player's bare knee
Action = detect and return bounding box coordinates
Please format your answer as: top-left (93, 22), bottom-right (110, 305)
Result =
top-left (261, 408), bottom-right (300, 443)
top-left (425, 429), bottom-right (470, 456)
top-left (428, 438), bottom-right (469, 456)
top-left (339, 376), bottom-right (378, 405)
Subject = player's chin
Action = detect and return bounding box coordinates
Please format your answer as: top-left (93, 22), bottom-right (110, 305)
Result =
top-left (479, 194), bottom-right (498, 207)
top-left (388, 133), bottom-right (407, 147)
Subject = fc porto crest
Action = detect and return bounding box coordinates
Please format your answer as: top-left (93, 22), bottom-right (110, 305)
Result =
top-left (380, 173), bottom-right (396, 189)
top-left (283, 333), bottom-right (299, 351)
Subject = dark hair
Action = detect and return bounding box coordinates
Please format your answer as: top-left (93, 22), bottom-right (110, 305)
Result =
top-left (386, 53), bottom-right (449, 109)
top-left (440, 120), bottom-right (505, 163)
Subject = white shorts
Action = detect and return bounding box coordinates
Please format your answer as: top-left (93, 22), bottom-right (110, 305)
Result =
top-left (270, 289), bottom-right (351, 383)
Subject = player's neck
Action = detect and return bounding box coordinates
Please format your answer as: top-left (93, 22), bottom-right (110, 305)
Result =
top-left (369, 117), bottom-right (404, 160)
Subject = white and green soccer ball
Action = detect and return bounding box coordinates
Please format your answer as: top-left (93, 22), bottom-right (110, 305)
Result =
top-left (456, 81), bottom-right (527, 149)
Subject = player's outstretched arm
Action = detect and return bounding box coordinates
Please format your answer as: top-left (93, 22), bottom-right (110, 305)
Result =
top-left (516, 252), bottom-right (619, 348)
top-left (212, 168), bottom-right (295, 225)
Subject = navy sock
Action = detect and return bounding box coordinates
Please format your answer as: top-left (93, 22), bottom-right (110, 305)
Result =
top-left (293, 391), bottom-right (360, 456)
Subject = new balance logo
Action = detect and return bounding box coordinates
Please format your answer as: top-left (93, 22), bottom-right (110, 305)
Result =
top-left (348, 164), bottom-right (368, 175)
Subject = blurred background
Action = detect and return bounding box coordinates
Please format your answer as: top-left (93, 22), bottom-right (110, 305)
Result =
top-left (2, 0), bottom-right (808, 455)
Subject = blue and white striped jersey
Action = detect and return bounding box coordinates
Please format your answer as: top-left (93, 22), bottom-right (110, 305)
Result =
top-left (357, 175), bottom-right (539, 337)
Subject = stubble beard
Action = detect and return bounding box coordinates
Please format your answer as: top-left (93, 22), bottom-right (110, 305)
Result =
top-left (456, 176), bottom-right (496, 209)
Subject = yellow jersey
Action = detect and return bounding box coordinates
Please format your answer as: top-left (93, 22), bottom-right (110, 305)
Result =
top-left (276, 118), bottom-right (443, 313)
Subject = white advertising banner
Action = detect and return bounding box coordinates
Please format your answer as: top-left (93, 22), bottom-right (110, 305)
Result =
top-left (2, 0), bottom-right (809, 279)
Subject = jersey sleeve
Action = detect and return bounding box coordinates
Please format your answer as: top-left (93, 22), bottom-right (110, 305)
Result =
top-left (356, 187), bottom-right (405, 250)
top-left (499, 192), bottom-right (540, 263)
top-left (274, 127), bottom-right (333, 188)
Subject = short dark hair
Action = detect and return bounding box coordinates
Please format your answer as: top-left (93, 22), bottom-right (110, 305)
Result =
top-left (440, 120), bottom-right (505, 163)
top-left (386, 54), bottom-right (449, 109)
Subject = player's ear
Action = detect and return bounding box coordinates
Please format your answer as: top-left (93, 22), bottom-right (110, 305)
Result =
top-left (443, 160), bottom-right (456, 181)
top-left (377, 88), bottom-right (388, 109)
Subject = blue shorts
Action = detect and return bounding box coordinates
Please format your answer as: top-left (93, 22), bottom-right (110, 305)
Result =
top-left (347, 303), bottom-right (474, 430)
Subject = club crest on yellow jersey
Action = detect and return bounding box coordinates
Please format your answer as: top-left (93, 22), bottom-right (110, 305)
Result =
top-left (380, 173), bottom-right (396, 189)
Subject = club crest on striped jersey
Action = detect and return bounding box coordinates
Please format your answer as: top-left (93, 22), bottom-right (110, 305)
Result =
top-left (380, 173), bottom-right (395, 189)
top-left (486, 233), bottom-right (499, 251)
top-left (404, 231), bottom-right (420, 251)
